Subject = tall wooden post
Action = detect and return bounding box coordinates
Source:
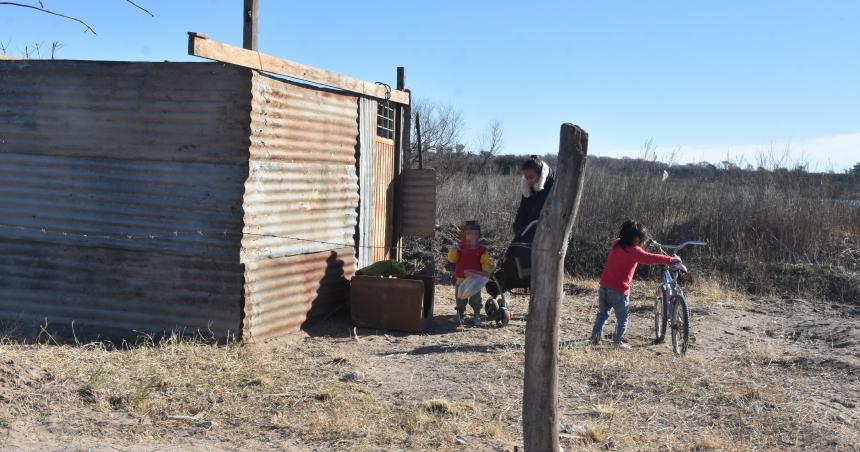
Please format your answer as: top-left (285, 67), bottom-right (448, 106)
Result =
top-left (392, 67), bottom-right (407, 260)
top-left (243, 0), bottom-right (259, 50)
top-left (397, 67), bottom-right (411, 168)
top-left (523, 124), bottom-right (589, 452)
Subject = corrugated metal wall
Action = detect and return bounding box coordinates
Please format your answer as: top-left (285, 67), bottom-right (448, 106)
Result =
top-left (371, 138), bottom-right (396, 263)
top-left (401, 168), bottom-right (437, 237)
top-left (0, 61), bottom-right (385, 341)
top-left (242, 248), bottom-right (355, 338)
top-left (356, 98), bottom-right (376, 269)
top-left (0, 60), bottom-right (251, 340)
top-left (355, 99), bottom-right (400, 267)
top-left (241, 73), bottom-right (359, 340)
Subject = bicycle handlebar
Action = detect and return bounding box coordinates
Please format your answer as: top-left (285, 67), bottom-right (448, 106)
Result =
top-left (648, 240), bottom-right (707, 254)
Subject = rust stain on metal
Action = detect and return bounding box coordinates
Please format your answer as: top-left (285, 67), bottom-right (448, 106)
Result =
top-left (0, 60), bottom-right (371, 341)
top-left (241, 73), bottom-right (360, 339)
top-left (0, 60), bottom-right (252, 164)
top-left (0, 60), bottom-right (250, 340)
top-left (370, 137), bottom-right (395, 263)
top-left (242, 73), bottom-right (359, 261)
top-left (243, 247), bottom-right (355, 340)
top-left (401, 168), bottom-right (437, 237)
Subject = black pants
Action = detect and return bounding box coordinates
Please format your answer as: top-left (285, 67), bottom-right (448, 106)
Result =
top-left (486, 241), bottom-right (531, 298)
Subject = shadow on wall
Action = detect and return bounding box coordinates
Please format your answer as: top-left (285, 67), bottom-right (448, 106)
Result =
top-left (304, 250), bottom-right (352, 326)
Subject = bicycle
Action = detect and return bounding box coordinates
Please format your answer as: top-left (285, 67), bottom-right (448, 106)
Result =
top-left (649, 240), bottom-right (707, 355)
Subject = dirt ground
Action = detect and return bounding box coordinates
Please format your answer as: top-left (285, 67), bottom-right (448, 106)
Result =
top-left (0, 278), bottom-right (857, 451)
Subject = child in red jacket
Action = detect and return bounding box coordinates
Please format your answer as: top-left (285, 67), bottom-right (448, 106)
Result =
top-left (448, 221), bottom-right (493, 326)
top-left (590, 220), bottom-right (680, 348)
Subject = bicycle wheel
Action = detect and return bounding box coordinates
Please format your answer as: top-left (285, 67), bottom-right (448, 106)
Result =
top-left (654, 290), bottom-right (668, 343)
top-left (671, 294), bottom-right (690, 355)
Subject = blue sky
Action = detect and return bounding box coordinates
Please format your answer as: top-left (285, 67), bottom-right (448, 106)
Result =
top-left (2, 1), bottom-right (859, 170)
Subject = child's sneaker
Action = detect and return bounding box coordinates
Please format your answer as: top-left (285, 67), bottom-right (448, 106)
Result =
top-left (472, 314), bottom-right (482, 327)
top-left (613, 341), bottom-right (631, 349)
top-left (448, 313), bottom-right (463, 324)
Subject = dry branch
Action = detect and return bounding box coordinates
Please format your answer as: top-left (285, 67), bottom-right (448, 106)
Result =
top-left (0, 2), bottom-right (97, 34)
top-left (125, 0), bottom-right (154, 17)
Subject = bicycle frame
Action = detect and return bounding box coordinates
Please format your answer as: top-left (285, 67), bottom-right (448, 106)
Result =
top-left (650, 239), bottom-right (706, 348)
top-left (658, 266), bottom-right (678, 318)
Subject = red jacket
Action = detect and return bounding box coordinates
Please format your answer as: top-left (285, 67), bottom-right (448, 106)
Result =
top-left (599, 239), bottom-right (672, 295)
top-left (451, 239), bottom-right (491, 279)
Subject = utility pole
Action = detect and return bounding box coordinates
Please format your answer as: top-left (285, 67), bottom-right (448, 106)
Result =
top-left (243, 0), bottom-right (259, 50)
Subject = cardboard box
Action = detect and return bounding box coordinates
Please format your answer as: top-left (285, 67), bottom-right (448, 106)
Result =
top-left (350, 275), bottom-right (433, 333)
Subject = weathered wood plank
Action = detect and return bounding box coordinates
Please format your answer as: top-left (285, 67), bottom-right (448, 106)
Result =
top-left (188, 32), bottom-right (410, 104)
top-left (523, 123), bottom-right (589, 452)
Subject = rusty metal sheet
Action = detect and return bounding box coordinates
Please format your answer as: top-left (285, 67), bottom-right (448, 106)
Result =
top-left (0, 152), bottom-right (245, 258)
top-left (241, 73), bottom-right (359, 261)
top-left (243, 247), bottom-right (355, 340)
top-left (241, 73), bottom-right (360, 339)
top-left (0, 60), bottom-right (369, 341)
top-left (0, 60), bottom-right (251, 341)
top-left (371, 137), bottom-right (396, 263)
top-left (0, 238), bottom-right (244, 341)
top-left (356, 98), bottom-right (376, 269)
top-left (0, 60), bottom-right (252, 164)
top-left (401, 168), bottom-right (437, 237)
top-left (350, 276), bottom-right (426, 333)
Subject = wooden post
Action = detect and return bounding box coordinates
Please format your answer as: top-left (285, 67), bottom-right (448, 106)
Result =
top-left (415, 112), bottom-right (423, 169)
top-left (397, 67), bottom-right (411, 164)
top-left (243, 0), bottom-right (259, 51)
top-left (522, 123), bottom-right (589, 452)
top-left (392, 67), bottom-right (407, 260)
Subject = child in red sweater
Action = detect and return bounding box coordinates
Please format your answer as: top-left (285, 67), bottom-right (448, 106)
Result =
top-left (590, 220), bottom-right (680, 348)
top-left (448, 221), bottom-right (493, 325)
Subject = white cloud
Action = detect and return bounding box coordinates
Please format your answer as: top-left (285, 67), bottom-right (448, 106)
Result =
top-left (600, 133), bottom-right (860, 172)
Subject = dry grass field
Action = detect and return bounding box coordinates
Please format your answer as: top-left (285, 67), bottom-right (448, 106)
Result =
top-left (1, 163), bottom-right (857, 450)
top-left (1, 278), bottom-right (856, 451)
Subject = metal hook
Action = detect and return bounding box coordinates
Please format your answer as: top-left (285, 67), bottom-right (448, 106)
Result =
top-left (374, 82), bottom-right (391, 103)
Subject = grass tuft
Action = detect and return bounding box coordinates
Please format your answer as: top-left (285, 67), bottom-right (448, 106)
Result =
top-left (695, 434), bottom-right (722, 450)
top-left (584, 423), bottom-right (607, 444)
top-left (420, 398), bottom-right (472, 417)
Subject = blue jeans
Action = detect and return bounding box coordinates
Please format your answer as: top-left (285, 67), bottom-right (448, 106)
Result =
top-left (590, 286), bottom-right (630, 344)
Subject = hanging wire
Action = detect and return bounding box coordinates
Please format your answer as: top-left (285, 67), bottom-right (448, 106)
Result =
top-left (0, 222), bottom-right (405, 251)
top-left (0, 221), bottom-right (572, 255)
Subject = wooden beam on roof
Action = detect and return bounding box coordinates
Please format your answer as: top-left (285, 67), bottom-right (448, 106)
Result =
top-left (187, 32), bottom-right (410, 105)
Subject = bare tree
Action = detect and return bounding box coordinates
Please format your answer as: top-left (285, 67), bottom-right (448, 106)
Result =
top-left (409, 101), bottom-right (466, 180)
top-left (410, 101), bottom-right (465, 159)
top-left (50, 40), bottom-right (62, 59)
top-left (474, 120), bottom-right (504, 174)
top-left (408, 100), bottom-right (507, 180)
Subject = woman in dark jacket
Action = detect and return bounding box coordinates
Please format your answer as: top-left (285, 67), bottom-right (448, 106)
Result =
top-left (513, 155), bottom-right (555, 243)
top-left (486, 155), bottom-right (555, 300)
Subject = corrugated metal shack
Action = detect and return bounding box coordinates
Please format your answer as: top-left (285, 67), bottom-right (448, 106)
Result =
top-left (0, 37), bottom-right (432, 341)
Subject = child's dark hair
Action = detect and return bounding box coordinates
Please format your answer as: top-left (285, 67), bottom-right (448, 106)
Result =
top-left (460, 220), bottom-right (481, 237)
top-left (521, 155), bottom-right (543, 174)
top-left (617, 219), bottom-right (648, 248)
